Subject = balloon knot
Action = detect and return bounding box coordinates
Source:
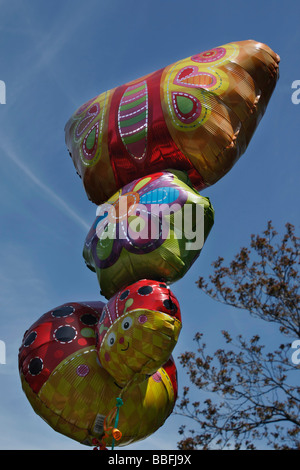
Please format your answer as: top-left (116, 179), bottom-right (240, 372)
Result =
top-left (116, 397), bottom-right (123, 407)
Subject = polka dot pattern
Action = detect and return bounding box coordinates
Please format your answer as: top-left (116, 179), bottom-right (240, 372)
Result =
top-left (24, 331), bottom-right (37, 347)
top-left (76, 364), bottom-right (90, 377)
top-left (163, 299), bottom-right (178, 313)
top-left (119, 289), bottom-right (129, 300)
top-left (54, 325), bottom-right (77, 343)
top-left (80, 314), bottom-right (98, 326)
top-left (18, 301), bottom-right (105, 393)
top-left (137, 285), bottom-right (153, 296)
top-left (96, 279), bottom-right (182, 348)
top-left (19, 293), bottom-right (180, 448)
top-left (52, 306), bottom-right (74, 318)
top-left (28, 357), bottom-right (43, 376)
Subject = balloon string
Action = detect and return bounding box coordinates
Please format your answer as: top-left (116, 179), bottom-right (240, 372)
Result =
top-left (93, 395), bottom-right (124, 450)
top-left (93, 378), bottom-right (138, 450)
top-left (111, 397), bottom-right (123, 450)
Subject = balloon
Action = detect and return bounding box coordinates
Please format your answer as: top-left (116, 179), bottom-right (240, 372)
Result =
top-left (83, 169), bottom-right (214, 299)
top-left (96, 279), bottom-right (182, 387)
top-left (65, 40), bottom-right (280, 205)
top-left (19, 301), bottom-right (178, 447)
top-left (19, 39), bottom-right (280, 449)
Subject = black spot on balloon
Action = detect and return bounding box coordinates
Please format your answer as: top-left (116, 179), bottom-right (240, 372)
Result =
top-left (138, 285), bottom-right (153, 296)
top-left (24, 331), bottom-right (37, 347)
top-left (54, 325), bottom-right (76, 343)
top-left (52, 306), bottom-right (74, 318)
top-left (80, 314), bottom-right (98, 326)
top-left (159, 283), bottom-right (167, 288)
top-left (163, 299), bottom-right (178, 313)
top-left (29, 357), bottom-right (43, 375)
top-left (120, 289), bottom-right (130, 300)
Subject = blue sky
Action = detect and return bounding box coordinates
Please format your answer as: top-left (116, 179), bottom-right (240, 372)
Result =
top-left (0, 0), bottom-right (299, 450)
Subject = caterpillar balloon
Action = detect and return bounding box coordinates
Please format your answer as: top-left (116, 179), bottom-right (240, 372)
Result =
top-left (19, 40), bottom-right (280, 449)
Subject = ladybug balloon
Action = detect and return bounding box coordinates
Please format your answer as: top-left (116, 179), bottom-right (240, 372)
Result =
top-left (96, 280), bottom-right (182, 386)
top-left (19, 301), bottom-right (178, 447)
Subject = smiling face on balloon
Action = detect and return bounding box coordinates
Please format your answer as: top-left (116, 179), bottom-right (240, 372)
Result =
top-left (96, 280), bottom-right (182, 387)
top-left (98, 308), bottom-right (181, 387)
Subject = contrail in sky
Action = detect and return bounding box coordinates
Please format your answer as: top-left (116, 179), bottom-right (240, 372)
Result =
top-left (1, 141), bottom-right (90, 231)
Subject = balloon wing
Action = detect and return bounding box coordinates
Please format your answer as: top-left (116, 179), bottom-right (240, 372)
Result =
top-left (65, 40), bottom-right (279, 204)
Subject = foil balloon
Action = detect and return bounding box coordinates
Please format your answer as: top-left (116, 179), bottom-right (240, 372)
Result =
top-left (83, 169), bottom-right (214, 299)
top-left (65, 39), bottom-right (280, 205)
top-left (19, 39), bottom-right (280, 450)
top-left (96, 279), bottom-right (182, 387)
top-left (19, 302), bottom-right (178, 447)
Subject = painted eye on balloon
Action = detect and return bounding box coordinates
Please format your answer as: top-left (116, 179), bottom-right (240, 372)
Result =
top-left (121, 317), bottom-right (133, 331)
top-left (107, 332), bottom-right (116, 347)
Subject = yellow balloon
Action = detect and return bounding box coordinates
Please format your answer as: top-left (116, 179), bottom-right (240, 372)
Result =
top-left (19, 302), bottom-right (178, 447)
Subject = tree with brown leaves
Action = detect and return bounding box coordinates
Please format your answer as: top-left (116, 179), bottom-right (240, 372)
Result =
top-left (176, 222), bottom-right (300, 450)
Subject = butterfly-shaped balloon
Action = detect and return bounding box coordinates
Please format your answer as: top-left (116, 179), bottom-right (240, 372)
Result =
top-left (65, 39), bottom-right (280, 205)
